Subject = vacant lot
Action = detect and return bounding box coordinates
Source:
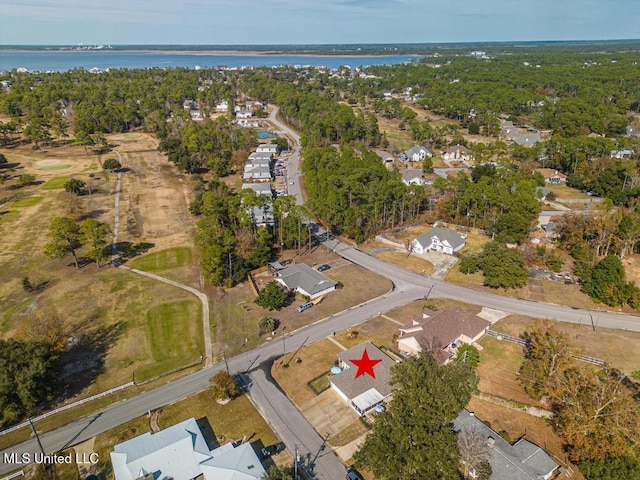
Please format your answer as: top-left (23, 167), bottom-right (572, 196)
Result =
top-left (490, 314), bottom-right (640, 375)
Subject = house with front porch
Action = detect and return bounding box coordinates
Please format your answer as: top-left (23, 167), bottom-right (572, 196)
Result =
top-left (410, 227), bottom-right (466, 255)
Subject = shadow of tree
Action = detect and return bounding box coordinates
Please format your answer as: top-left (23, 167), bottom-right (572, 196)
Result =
top-left (57, 321), bottom-right (127, 400)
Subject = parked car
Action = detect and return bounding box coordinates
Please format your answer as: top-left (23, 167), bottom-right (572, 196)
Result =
top-left (346, 466), bottom-right (363, 480)
top-left (261, 443), bottom-right (286, 459)
top-left (297, 302), bottom-right (313, 313)
top-left (317, 264), bottom-right (330, 272)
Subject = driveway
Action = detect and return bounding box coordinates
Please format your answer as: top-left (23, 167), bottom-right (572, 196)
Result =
top-left (411, 250), bottom-right (458, 279)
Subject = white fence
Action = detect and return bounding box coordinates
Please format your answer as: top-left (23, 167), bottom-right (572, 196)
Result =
top-left (0, 382), bottom-right (135, 437)
top-left (1, 471), bottom-right (24, 480)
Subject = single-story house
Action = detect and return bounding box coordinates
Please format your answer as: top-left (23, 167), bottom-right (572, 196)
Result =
top-left (535, 168), bottom-right (567, 185)
top-left (256, 143), bottom-right (279, 154)
top-left (397, 307), bottom-right (490, 363)
top-left (410, 227), bottom-right (466, 255)
top-left (242, 183), bottom-right (273, 198)
top-left (401, 169), bottom-right (425, 186)
top-left (511, 133), bottom-right (541, 147)
top-left (454, 409), bottom-right (559, 480)
top-left (111, 417), bottom-right (266, 480)
top-left (237, 119), bottom-right (259, 128)
top-left (242, 165), bottom-right (272, 182)
top-left (330, 342), bottom-right (395, 416)
top-left (403, 145), bottom-right (432, 162)
top-left (275, 263), bottom-right (337, 299)
top-left (442, 144), bottom-right (471, 162)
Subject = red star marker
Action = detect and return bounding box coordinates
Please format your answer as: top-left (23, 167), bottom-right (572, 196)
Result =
top-left (351, 348), bottom-right (382, 379)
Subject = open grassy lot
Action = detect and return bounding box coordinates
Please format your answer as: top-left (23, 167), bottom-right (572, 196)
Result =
top-left (333, 315), bottom-right (400, 351)
top-left (130, 246), bottom-right (193, 272)
top-left (375, 251), bottom-right (434, 275)
top-left (547, 184), bottom-right (591, 200)
top-left (272, 339), bottom-right (343, 407)
top-left (490, 314), bottom-right (640, 375)
top-left (40, 176), bottom-right (70, 190)
top-left (92, 389), bottom-right (279, 480)
top-left (8, 195), bottom-right (44, 208)
top-left (0, 134), bottom-right (203, 421)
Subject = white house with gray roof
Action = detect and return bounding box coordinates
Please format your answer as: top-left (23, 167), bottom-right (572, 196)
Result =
top-left (410, 227), bottom-right (466, 255)
top-left (454, 409), bottom-right (558, 480)
top-left (400, 168), bottom-right (425, 186)
top-left (110, 417), bottom-right (266, 480)
top-left (275, 263), bottom-right (336, 299)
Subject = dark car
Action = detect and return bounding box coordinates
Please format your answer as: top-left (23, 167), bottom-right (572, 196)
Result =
top-left (346, 466), bottom-right (363, 480)
top-left (261, 442), bottom-right (285, 458)
top-left (317, 263), bottom-right (330, 272)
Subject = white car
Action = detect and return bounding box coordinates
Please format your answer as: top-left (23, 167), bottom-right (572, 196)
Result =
top-left (289, 180), bottom-right (294, 185)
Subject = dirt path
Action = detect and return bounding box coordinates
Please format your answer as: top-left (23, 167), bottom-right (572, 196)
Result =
top-left (110, 149), bottom-right (123, 258)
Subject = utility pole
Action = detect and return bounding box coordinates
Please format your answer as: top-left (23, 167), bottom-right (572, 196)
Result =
top-left (222, 352), bottom-right (229, 374)
top-left (29, 418), bottom-right (55, 480)
top-left (294, 445), bottom-right (299, 480)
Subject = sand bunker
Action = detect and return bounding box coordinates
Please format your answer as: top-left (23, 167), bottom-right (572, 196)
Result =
top-left (37, 159), bottom-right (63, 166)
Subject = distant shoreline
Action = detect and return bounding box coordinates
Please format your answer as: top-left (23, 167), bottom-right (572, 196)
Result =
top-left (0, 48), bottom-right (418, 58)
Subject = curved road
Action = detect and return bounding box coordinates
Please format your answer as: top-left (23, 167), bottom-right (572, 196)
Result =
top-left (2, 109), bottom-right (640, 476)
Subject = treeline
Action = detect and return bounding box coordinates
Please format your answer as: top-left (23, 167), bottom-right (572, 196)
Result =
top-left (303, 144), bottom-right (426, 242)
top-left (346, 52), bottom-right (640, 137)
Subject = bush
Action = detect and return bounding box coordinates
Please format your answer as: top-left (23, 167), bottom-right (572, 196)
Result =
top-left (255, 281), bottom-right (288, 310)
top-left (64, 178), bottom-right (85, 195)
top-left (102, 158), bottom-right (122, 171)
top-left (258, 316), bottom-right (279, 335)
top-left (210, 371), bottom-right (240, 401)
top-left (19, 174), bottom-right (36, 186)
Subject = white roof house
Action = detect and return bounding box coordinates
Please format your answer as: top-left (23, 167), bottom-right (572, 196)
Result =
top-left (256, 143), bottom-right (279, 154)
top-left (111, 418), bottom-right (265, 480)
top-left (215, 100), bottom-right (229, 112)
top-left (410, 227), bottom-right (466, 255)
top-left (236, 109), bottom-right (253, 119)
top-left (242, 165), bottom-right (272, 182)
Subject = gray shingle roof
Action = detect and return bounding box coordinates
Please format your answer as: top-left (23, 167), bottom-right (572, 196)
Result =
top-left (415, 227), bottom-right (466, 250)
top-left (276, 263), bottom-right (337, 298)
top-left (454, 410), bottom-right (558, 480)
top-left (330, 342), bottom-right (395, 404)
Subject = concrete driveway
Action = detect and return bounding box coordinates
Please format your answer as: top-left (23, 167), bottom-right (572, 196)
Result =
top-left (411, 250), bottom-right (459, 279)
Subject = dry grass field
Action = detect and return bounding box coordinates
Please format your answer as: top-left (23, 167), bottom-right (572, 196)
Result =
top-left (0, 134), bottom-right (203, 400)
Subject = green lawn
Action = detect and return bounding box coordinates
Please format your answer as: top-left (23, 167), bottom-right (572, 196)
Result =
top-left (137, 300), bottom-right (204, 381)
top-left (0, 210), bottom-right (19, 225)
top-left (41, 176), bottom-right (69, 190)
top-left (130, 247), bottom-right (193, 272)
top-left (8, 195), bottom-right (44, 208)
top-left (36, 164), bottom-right (72, 171)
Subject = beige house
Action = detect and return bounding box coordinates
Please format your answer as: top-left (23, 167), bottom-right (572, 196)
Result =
top-left (397, 307), bottom-right (490, 363)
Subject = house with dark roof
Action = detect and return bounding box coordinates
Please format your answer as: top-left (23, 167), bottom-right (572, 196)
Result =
top-left (275, 263), bottom-right (336, 299)
top-left (397, 307), bottom-right (490, 363)
top-left (410, 227), bottom-right (466, 255)
top-left (330, 342), bottom-right (395, 416)
top-left (454, 409), bottom-right (559, 480)
top-left (111, 417), bottom-right (266, 480)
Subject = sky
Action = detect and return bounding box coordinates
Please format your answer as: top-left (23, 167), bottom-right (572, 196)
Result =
top-left (1, 0), bottom-right (639, 45)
